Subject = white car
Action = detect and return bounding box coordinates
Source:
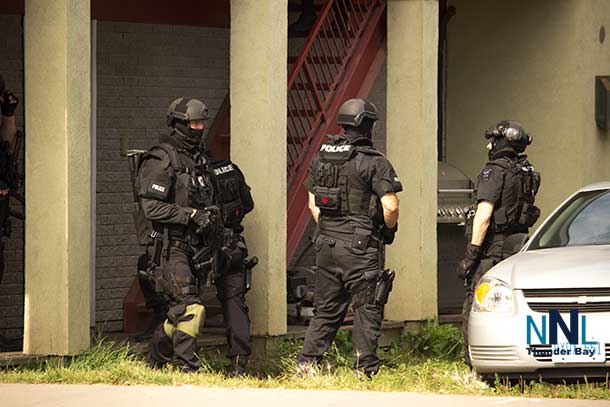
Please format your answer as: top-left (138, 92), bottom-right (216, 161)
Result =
top-left (469, 182), bottom-right (610, 379)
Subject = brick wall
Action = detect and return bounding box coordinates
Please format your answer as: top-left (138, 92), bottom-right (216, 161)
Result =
top-left (0, 14), bottom-right (24, 348)
top-left (95, 21), bottom-right (229, 332)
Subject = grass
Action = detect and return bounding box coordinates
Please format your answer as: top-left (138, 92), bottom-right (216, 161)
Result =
top-left (1, 319), bottom-right (609, 400)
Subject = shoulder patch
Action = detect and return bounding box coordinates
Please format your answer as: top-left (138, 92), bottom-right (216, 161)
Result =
top-left (481, 167), bottom-right (493, 182)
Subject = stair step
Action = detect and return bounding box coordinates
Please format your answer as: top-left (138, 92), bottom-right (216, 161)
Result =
top-left (292, 82), bottom-right (332, 91)
top-left (289, 109), bottom-right (319, 117)
top-left (288, 55), bottom-right (344, 65)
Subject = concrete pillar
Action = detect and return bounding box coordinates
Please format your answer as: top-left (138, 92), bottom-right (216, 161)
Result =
top-left (385, 0), bottom-right (438, 321)
top-left (230, 0), bottom-right (287, 336)
top-left (23, 0), bottom-right (91, 355)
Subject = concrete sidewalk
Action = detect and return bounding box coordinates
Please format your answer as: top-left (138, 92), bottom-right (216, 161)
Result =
top-left (1, 384), bottom-right (609, 407)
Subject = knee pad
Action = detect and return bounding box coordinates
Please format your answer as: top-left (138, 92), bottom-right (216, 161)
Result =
top-left (175, 303), bottom-right (206, 338)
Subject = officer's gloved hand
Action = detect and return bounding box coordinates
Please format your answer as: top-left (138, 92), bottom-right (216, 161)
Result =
top-left (456, 243), bottom-right (481, 280)
top-left (191, 209), bottom-right (213, 234)
top-left (0, 91), bottom-right (19, 117)
top-left (380, 223), bottom-right (398, 245)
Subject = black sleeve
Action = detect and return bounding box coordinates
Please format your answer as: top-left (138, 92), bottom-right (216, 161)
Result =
top-left (368, 156), bottom-right (403, 197)
top-left (233, 163), bottom-right (254, 215)
top-left (475, 165), bottom-right (504, 205)
top-left (138, 156), bottom-right (191, 225)
top-left (303, 155), bottom-right (318, 192)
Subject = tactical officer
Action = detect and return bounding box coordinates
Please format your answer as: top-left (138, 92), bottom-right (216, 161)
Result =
top-left (138, 97), bottom-right (215, 372)
top-left (297, 98), bottom-right (402, 377)
top-left (456, 120), bottom-right (540, 365)
top-left (0, 73), bottom-right (20, 286)
top-left (206, 150), bottom-right (255, 376)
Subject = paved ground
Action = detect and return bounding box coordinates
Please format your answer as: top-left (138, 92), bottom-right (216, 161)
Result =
top-left (2, 384), bottom-right (609, 407)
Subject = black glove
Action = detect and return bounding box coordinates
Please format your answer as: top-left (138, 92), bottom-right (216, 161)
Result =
top-left (380, 223), bottom-right (398, 245)
top-left (1, 91), bottom-right (19, 117)
top-left (456, 243), bottom-right (482, 280)
top-left (191, 209), bottom-right (213, 234)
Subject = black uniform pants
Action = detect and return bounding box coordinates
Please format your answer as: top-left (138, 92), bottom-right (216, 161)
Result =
top-left (461, 238), bottom-right (504, 365)
top-left (298, 235), bottom-right (383, 374)
top-left (148, 246), bottom-right (204, 371)
top-left (215, 263), bottom-right (251, 359)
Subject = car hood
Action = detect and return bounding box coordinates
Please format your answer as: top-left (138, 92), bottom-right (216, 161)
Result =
top-left (486, 245), bottom-right (610, 289)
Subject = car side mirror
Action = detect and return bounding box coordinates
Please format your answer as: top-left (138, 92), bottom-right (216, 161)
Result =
top-left (502, 233), bottom-right (529, 258)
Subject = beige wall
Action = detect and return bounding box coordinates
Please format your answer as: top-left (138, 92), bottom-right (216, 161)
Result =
top-left (447, 0), bottom-right (610, 218)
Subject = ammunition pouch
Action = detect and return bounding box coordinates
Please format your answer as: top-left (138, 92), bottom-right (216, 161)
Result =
top-left (313, 186), bottom-right (342, 212)
top-left (351, 227), bottom-right (372, 253)
top-left (493, 203), bottom-right (540, 232)
top-left (518, 203), bottom-right (540, 228)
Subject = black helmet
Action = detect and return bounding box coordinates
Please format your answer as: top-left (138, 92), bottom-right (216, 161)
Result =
top-left (167, 97), bottom-right (209, 128)
top-left (167, 97), bottom-right (209, 144)
top-left (337, 98), bottom-right (379, 128)
top-left (485, 120), bottom-right (532, 153)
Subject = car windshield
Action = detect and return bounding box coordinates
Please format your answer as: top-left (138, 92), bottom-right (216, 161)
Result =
top-left (528, 189), bottom-right (610, 250)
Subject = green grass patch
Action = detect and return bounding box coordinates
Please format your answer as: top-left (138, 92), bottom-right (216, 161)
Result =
top-left (1, 319), bottom-right (609, 400)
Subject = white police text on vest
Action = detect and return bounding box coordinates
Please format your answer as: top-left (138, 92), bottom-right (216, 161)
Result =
top-left (213, 164), bottom-right (235, 176)
top-left (320, 144), bottom-right (351, 153)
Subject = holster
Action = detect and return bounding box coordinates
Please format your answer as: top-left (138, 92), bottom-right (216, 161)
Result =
top-left (373, 269), bottom-right (395, 306)
top-left (243, 256), bottom-right (258, 291)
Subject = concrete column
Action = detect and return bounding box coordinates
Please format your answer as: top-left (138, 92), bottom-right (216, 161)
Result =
top-left (385, 0), bottom-right (438, 321)
top-left (23, 0), bottom-right (91, 355)
top-left (230, 0), bottom-right (287, 336)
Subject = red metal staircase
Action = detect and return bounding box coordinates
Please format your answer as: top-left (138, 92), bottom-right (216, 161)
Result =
top-left (208, 0), bottom-right (387, 263)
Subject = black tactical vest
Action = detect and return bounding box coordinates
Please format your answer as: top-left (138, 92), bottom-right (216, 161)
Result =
top-left (210, 159), bottom-right (250, 228)
top-left (138, 143), bottom-right (215, 241)
top-left (490, 156), bottom-right (541, 233)
top-left (311, 136), bottom-right (382, 223)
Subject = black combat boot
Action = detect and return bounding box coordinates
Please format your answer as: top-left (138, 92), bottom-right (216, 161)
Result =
top-left (228, 355), bottom-right (248, 377)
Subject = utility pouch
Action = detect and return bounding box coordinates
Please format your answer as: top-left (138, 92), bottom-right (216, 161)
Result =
top-left (351, 227), bottom-right (371, 252)
top-left (373, 269), bottom-right (395, 306)
top-left (313, 186), bottom-right (341, 211)
top-left (518, 203), bottom-right (540, 227)
top-left (493, 207), bottom-right (509, 231)
top-left (220, 200), bottom-right (243, 225)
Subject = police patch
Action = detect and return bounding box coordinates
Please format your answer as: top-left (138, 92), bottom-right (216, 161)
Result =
top-left (481, 168), bottom-right (493, 182)
top-left (151, 183), bottom-right (166, 193)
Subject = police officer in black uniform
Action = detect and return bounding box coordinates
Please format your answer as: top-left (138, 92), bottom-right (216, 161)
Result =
top-left (206, 151), bottom-right (255, 376)
top-left (138, 97), bottom-right (255, 375)
top-left (297, 98), bottom-right (402, 377)
top-left (138, 97), bottom-right (215, 372)
top-left (456, 120), bottom-right (540, 365)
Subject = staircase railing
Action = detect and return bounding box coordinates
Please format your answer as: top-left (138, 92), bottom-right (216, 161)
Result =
top-left (286, 0), bottom-right (385, 262)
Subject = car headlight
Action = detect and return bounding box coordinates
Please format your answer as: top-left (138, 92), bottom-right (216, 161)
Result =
top-left (473, 277), bottom-right (514, 313)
